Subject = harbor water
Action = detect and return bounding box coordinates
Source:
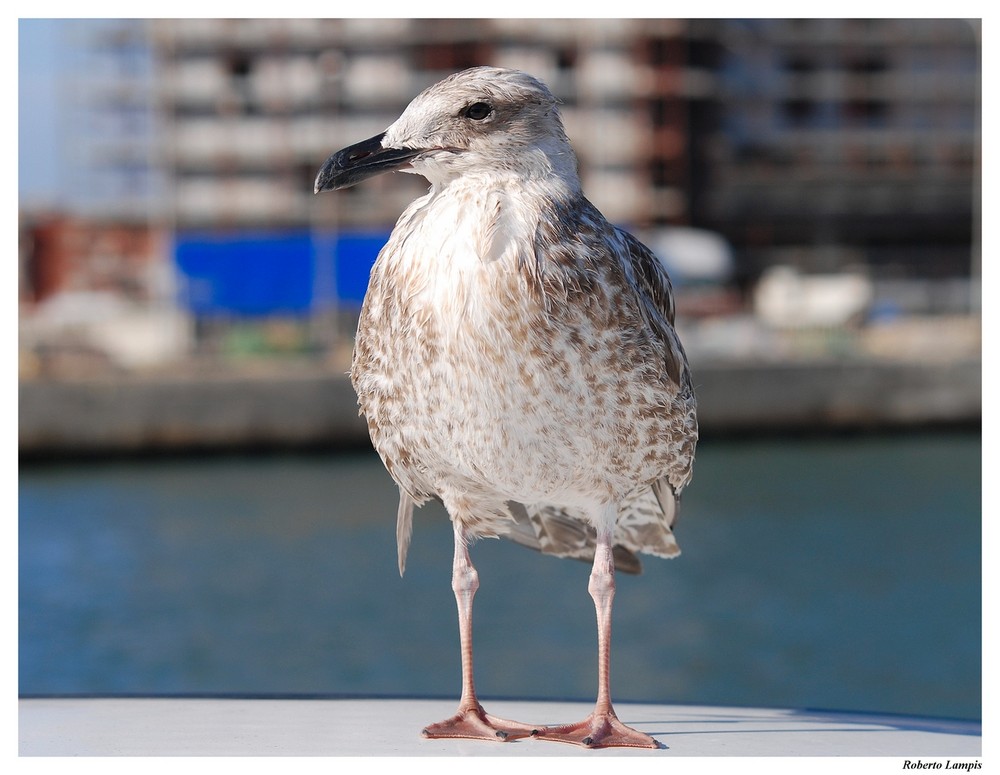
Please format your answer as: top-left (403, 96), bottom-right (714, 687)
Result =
top-left (19, 432), bottom-right (981, 721)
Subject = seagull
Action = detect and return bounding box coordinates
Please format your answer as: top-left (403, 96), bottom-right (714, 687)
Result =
top-left (315, 66), bottom-right (697, 749)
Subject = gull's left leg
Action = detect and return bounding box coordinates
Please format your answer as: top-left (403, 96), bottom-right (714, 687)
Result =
top-left (421, 520), bottom-right (536, 742)
top-left (533, 510), bottom-right (659, 749)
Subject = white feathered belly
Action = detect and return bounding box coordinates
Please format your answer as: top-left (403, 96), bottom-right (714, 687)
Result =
top-left (353, 256), bottom-right (686, 516)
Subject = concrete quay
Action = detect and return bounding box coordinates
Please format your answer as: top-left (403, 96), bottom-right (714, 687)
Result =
top-left (19, 357), bottom-right (981, 458)
top-left (19, 697), bottom-right (982, 757)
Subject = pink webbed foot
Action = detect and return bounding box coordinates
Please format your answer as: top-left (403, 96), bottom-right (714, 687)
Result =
top-left (422, 703), bottom-right (537, 742)
top-left (532, 709), bottom-right (660, 749)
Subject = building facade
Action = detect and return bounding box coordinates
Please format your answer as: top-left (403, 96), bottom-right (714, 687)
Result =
top-left (153, 18), bottom-right (713, 230)
top-left (153, 18), bottom-right (979, 283)
top-left (708, 19), bottom-right (979, 280)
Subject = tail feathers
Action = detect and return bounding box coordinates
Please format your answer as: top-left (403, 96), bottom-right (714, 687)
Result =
top-left (617, 479), bottom-right (681, 560)
top-left (502, 480), bottom-right (682, 572)
top-left (651, 476), bottom-right (679, 531)
top-left (396, 480), bottom-right (681, 577)
top-left (396, 490), bottom-right (416, 577)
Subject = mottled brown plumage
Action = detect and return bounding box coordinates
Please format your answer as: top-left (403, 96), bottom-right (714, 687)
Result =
top-left (316, 66), bottom-right (697, 749)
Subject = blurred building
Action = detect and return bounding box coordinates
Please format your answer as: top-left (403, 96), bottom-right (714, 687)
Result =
top-left (152, 19), bottom-right (978, 274)
top-left (19, 19), bottom-right (981, 372)
top-left (20, 20), bottom-right (167, 307)
top-left (153, 18), bottom-right (717, 229)
top-left (18, 20), bottom-right (181, 375)
top-left (21, 216), bottom-right (165, 303)
top-left (708, 19), bottom-right (979, 284)
top-left (59, 20), bottom-right (163, 221)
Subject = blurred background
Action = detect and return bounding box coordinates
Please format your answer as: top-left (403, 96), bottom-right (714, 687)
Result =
top-left (19, 19), bottom-right (980, 721)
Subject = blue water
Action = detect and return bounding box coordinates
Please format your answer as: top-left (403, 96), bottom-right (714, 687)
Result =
top-left (19, 433), bottom-right (981, 720)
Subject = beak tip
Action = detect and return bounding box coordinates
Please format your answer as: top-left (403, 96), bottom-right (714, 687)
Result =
top-left (314, 168), bottom-right (335, 194)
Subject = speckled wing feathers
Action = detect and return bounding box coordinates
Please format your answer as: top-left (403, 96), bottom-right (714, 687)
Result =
top-left (618, 229), bottom-right (684, 387)
top-left (515, 198), bottom-right (694, 554)
top-left (470, 198), bottom-right (692, 572)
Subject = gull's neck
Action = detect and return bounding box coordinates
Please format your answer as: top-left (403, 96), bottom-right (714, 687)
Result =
top-left (421, 139), bottom-right (582, 203)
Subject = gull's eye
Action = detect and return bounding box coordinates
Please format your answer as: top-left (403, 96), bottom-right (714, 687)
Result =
top-left (463, 102), bottom-right (493, 121)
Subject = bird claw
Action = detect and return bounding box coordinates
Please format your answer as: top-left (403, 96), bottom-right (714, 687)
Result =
top-left (422, 703), bottom-right (536, 742)
top-left (532, 710), bottom-right (659, 749)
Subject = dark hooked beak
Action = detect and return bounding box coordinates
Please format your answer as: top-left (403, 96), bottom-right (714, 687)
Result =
top-left (314, 132), bottom-right (421, 193)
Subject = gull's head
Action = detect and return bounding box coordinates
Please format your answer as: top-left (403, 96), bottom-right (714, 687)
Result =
top-left (315, 67), bottom-right (578, 193)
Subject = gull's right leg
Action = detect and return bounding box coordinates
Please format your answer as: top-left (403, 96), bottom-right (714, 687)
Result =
top-left (421, 520), bottom-right (536, 742)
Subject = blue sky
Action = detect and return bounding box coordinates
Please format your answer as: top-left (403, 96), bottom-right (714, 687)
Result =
top-left (19, 19), bottom-right (68, 208)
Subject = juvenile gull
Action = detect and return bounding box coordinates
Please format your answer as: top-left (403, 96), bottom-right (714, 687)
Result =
top-left (315, 66), bottom-right (697, 749)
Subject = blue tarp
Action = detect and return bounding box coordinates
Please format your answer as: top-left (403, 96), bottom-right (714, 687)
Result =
top-left (173, 230), bottom-right (390, 317)
top-left (333, 232), bottom-right (391, 305)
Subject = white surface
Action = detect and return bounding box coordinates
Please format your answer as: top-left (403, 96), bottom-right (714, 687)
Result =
top-left (19, 698), bottom-right (981, 757)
